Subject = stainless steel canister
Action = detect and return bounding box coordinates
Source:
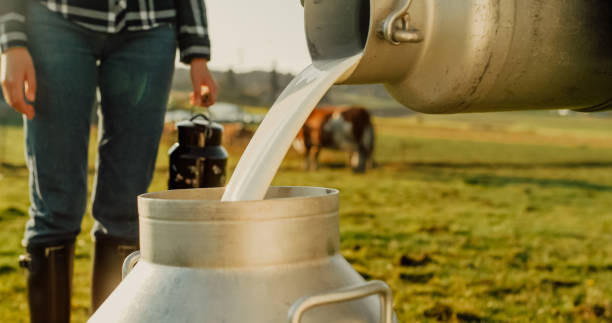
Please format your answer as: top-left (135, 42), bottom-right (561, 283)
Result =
top-left (88, 187), bottom-right (396, 323)
top-left (304, 0), bottom-right (612, 113)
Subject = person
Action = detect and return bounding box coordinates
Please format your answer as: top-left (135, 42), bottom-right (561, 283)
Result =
top-left (0, 0), bottom-right (218, 321)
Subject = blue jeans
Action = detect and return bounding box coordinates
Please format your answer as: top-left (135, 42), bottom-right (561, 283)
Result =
top-left (23, 1), bottom-right (176, 246)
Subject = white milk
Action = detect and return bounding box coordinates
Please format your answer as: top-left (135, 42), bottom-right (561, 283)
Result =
top-left (222, 54), bottom-right (362, 201)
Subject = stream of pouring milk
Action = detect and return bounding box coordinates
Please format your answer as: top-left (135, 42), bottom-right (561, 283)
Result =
top-left (222, 54), bottom-right (362, 201)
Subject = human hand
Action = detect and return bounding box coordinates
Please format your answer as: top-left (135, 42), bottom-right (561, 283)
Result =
top-left (1, 47), bottom-right (36, 120)
top-left (189, 58), bottom-right (218, 107)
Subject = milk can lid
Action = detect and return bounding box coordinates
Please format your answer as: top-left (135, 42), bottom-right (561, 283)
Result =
top-left (176, 114), bottom-right (223, 147)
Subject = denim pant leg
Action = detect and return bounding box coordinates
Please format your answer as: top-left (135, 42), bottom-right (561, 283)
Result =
top-left (23, 3), bottom-right (101, 246)
top-left (91, 26), bottom-right (176, 241)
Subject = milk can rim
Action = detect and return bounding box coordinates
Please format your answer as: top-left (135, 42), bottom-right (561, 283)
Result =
top-left (139, 186), bottom-right (338, 202)
top-left (137, 186), bottom-right (340, 221)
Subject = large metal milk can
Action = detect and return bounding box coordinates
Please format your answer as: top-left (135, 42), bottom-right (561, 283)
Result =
top-left (88, 187), bottom-right (396, 323)
top-left (304, 0), bottom-right (612, 113)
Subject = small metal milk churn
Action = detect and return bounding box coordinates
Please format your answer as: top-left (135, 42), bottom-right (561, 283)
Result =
top-left (168, 114), bottom-right (228, 189)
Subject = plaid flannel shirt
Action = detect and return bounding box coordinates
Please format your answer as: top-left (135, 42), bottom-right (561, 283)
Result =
top-left (0, 0), bottom-right (210, 63)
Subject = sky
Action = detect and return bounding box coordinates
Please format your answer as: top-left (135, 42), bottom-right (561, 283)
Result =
top-left (202, 0), bottom-right (311, 74)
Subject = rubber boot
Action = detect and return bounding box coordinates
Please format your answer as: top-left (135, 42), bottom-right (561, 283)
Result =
top-left (90, 235), bottom-right (138, 313)
top-left (19, 241), bottom-right (74, 323)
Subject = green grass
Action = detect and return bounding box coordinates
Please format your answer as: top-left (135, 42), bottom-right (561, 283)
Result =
top-left (1, 110), bottom-right (612, 322)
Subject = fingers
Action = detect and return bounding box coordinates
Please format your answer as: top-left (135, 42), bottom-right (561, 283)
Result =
top-left (190, 78), bottom-right (202, 106)
top-left (197, 76), bottom-right (218, 107)
top-left (202, 89), bottom-right (213, 107)
top-left (25, 63), bottom-right (37, 102)
top-left (190, 85), bottom-right (213, 107)
top-left (2, 78), bottom-right (35, 120)
top-left (9, 83), bottom-right (34, 120)
top-left (189, 58), bottom-right (218, 107)
top-left (7, 87), bottom-right (34, 119)
top-left (13, 99), bottom-right (35, 120)
top-left (201, 83), bottom-right (216, 107)
top-left (191, 83), bottom-right (217, 107)
top-left (205, 79), bottom-right (218, 106)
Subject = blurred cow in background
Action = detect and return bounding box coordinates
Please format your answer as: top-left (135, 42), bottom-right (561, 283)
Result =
top-left (293, 106), bottom-right (375, 173)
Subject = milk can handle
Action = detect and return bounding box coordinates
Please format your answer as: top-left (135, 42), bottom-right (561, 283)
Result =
top-left (190, 114), bottom-right (214, 139)
top-left (287, 280), bottom-right (394, 323)
top-left (122, 251), bottom-right (140, 280)
top-left (377, 0), bottom-right (423, 45)
top-left (190, 113), bottom-right (211, 124)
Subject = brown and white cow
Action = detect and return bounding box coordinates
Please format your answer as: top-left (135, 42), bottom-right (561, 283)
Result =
top-left (293, 106), bottom-right (375, 173)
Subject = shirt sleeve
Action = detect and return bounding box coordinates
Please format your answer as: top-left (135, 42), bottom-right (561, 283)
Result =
top-left (174, 0), bottom-right (211, 64)
top-left (0, 0), bottom-right (28, 53)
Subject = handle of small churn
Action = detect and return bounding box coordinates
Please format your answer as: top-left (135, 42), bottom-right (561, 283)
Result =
top-left (287, 280), bottom-right (394, 323)
top-left (122, 251), bottom-right (141, 280)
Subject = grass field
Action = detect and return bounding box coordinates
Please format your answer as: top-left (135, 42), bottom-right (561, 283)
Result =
top-left (1, 109), bottom-right (612, 322)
